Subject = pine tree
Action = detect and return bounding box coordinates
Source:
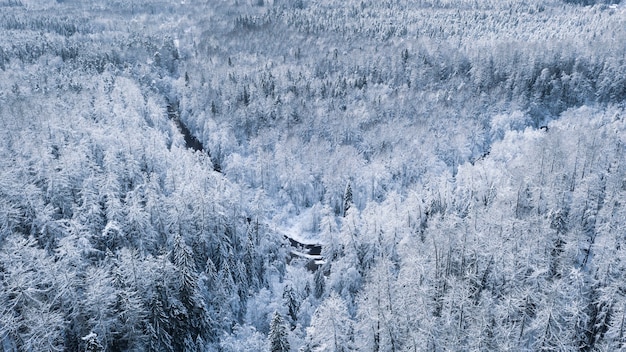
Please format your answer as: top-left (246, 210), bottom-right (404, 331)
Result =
top-left (171, 234), bottom-right (211, 350)
top-left (284, 285), bottom-right (300, 324)
top-left (82, 264), bottom-right (118, 351)
top-left (0, 236), bottom-right (67, 351)
top-left (111, 250), bottom-right (148, 351)
top-left (146, 283), bottom-right (173, 352)
top-left (343, 182), bottom-right (353, 217)
top-left (268, 311), bottom-right (290, 352)
top-left (307, 293), bottom-right (354, 352)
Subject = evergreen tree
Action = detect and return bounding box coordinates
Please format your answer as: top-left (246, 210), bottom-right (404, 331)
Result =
top-left (0, 236), bottom-right (67, 351)
top-left (82, 264), bottom-right (118, 351)
top-left (284, 285), bottom-right (300, 325)
top-left (343, 182), bottom-right (353, 217)
top-left (146, 283), bottom-right (173, 352)
top-left (268, 311), bottom-right (290, 352)
top-left (307, 293), bottom-right (354, 352)
top-left (171, 234), bottom-right (211, 350)
top-left (111, 250), bottom-right (149, 351)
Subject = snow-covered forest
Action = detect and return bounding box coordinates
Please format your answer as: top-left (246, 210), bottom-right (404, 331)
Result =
top-left (1, 0), bottom-right (625, 350)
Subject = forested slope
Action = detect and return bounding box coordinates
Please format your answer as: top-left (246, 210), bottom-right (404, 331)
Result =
top-left (0, 0), bottom-right (625, 351)
top-left (0, 1), bottom-right (283, 350)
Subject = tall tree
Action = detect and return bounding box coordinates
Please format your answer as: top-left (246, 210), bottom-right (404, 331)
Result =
top-left (170, 234), bottom-right (211, 350)
top-left (306, 293), bottom-right (354, 352)
top-left (343, 182), bottom-right (353, 217)
top-left (268, 311), bottom-right (290, 352)
top-left (0, 236), bottom-right (67, 351)
top-left (356, 258), bottom-right (400, 352)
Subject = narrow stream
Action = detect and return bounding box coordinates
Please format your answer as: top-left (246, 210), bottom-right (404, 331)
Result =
top-left (167, 99), bottom-right (325, 268)
top-left (166, 100), bottom-right (205, 153)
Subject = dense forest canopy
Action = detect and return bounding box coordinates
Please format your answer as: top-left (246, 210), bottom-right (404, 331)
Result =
top-left (0, 0), bottom-right (625, 351)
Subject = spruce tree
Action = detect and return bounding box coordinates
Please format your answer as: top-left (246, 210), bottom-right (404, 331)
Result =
top-left (343, 182), bottom-right (353, 217)
top-left (283, 285), bottom-right (299, 324)
top-left (171, 235), bottom-right (210, 350)
top-left (268, 311), bottom-right (290, 352)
